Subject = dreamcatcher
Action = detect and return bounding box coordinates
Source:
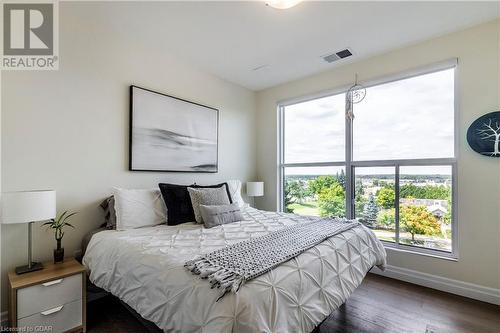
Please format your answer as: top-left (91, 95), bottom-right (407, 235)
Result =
top-left (346, 74), bottom-right (366, 120)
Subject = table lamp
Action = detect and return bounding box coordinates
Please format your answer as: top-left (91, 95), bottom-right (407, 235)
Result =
top-left (247, 182), bottom-right (264, 197)
top-left (2, 190), bottom-right (56, 274)
top-left (247, 182), bottom-right (264, 207)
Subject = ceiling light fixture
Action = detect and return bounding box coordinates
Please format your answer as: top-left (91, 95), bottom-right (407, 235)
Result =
top-left (266, 0), bottom-right (302, 9)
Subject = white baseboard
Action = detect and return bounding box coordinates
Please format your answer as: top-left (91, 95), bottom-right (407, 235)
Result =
top-left (370, 265), bottom-right (500, 306)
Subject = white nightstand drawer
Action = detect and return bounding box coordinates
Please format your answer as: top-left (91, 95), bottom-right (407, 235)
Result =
top-left (17, 299), bottom-right (82, 333)
top-left (17, 273), bottom-right (82, 319)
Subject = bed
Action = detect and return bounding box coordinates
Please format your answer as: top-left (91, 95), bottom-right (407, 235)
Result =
top-left (82, 207), bottom-right (386, 333)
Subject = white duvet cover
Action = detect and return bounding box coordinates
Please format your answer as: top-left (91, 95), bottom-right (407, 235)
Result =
top-left (83, 208), bottom-right (386, 333)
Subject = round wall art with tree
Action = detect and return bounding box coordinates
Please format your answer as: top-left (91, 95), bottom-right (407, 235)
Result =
top-left (467, 111), bottom-right (500, 157)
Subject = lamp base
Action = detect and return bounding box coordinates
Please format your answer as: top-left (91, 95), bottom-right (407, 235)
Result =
top-left (15, 262), bottom-right (44, 275)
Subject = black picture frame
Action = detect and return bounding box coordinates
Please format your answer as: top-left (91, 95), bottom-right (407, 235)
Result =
top-left (466, 111), bottom-right (500, 158)
top-left (129, 85), bottom-right (219, 172)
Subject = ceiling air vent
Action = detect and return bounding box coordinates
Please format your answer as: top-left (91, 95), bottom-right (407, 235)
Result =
top-left (323, 48), bottom-right (353, 63)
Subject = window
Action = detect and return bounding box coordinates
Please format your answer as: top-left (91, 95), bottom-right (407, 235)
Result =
top-left (354, 167), bottom-right (396, 242)
top-left (284, 93), bottom-right (345, 163)
top-left (352, 69), bottom-right (455, 161)
top-left (284, 166), bottom-right (346, 217)
top-left (279, 63), bottom-right (457, 257)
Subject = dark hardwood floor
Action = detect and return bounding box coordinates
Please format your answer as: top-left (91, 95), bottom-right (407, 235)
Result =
top-left (87, 273), bottom-right (500, 333)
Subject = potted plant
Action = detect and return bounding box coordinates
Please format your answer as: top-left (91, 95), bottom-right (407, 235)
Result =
top-left (43, 211), bottom-right (77, 263)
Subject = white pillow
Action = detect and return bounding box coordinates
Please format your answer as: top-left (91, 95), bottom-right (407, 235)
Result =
top-left (113, 188), bottom-right (167, 230)
top-left (226, 180), bottom-right (245, 208)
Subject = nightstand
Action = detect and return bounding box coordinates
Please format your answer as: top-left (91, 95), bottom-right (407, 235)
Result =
top-left (8, 258), bottom-right (86, 333)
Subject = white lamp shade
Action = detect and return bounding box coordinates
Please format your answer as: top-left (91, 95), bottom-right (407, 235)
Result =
top-left (247, 182), bottom-right (264, 197)
top-left (2, 190), bottom-right (56, 224)
top-left (267, 0), bottom-right (302, 9)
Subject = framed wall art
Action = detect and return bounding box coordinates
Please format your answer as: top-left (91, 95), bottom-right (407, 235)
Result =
top-left (129, 85), bottom-right (219, 172)
top-left (466, 111), bottom-right (500, 158)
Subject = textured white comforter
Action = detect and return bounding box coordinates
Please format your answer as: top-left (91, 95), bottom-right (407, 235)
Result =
top-left (83, 208), bottom-right (386, 333)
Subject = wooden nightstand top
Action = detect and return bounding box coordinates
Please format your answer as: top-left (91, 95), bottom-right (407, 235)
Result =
top-left (8, 258), bottom-right (86, 290)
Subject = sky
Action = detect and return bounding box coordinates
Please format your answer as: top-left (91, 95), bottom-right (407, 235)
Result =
top-left (284, 68), bottom-right (455, 176)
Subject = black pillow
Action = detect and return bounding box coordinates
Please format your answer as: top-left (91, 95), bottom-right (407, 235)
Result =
top-left (159, 183), bottom-right (232, 225)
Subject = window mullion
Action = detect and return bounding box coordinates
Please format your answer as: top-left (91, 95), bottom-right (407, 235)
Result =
top-left (279, 106), bottom-right (285, 212)
top-left (345, 95), bottom-right (354, 219)
top-left (395, 164), bottom-right (400, 245)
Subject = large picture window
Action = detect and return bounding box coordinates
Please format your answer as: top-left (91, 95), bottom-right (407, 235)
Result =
top-left (279, 62), bottom-right (457, 257)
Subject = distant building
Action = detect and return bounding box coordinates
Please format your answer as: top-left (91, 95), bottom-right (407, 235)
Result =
top-left (399, 198), bottom-right (448, 210)
top-left (427, 204), bottom-right (448, 218)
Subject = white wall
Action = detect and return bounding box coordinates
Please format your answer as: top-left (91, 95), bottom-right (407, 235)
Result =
top-left (255, 20), bottom-right (500, 291)
top-left (0, 3), bottom-right (256, 311)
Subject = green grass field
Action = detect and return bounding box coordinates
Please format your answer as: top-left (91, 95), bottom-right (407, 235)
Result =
top-left (287, 201), bottom-right (320, 216)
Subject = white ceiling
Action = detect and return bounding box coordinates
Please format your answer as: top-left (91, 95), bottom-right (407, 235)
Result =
top-left (87, 1), bottom-right (499, 91)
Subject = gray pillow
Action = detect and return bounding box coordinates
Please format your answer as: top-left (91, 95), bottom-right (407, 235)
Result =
top-left (188, 187), bottom-right (231, 223)
top-left (199, 203), bottom-right (243, 228)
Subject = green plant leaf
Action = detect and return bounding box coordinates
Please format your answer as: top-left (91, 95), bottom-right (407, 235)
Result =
top-left (57, 211), bottom-right (68, 222)
top-left (40, 210), bottom-right (77, 239)
top-left (62, 212), bottom-right (77, 223)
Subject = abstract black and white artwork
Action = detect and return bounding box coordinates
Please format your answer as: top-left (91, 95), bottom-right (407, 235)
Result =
top-left (467, 111), bottom-right (500, 158)
top-left (130, 86), bottom-right (218, 172)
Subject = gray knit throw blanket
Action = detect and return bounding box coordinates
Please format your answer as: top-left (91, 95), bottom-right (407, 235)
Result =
top-left (185, 217), bottom-right (360, 299)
